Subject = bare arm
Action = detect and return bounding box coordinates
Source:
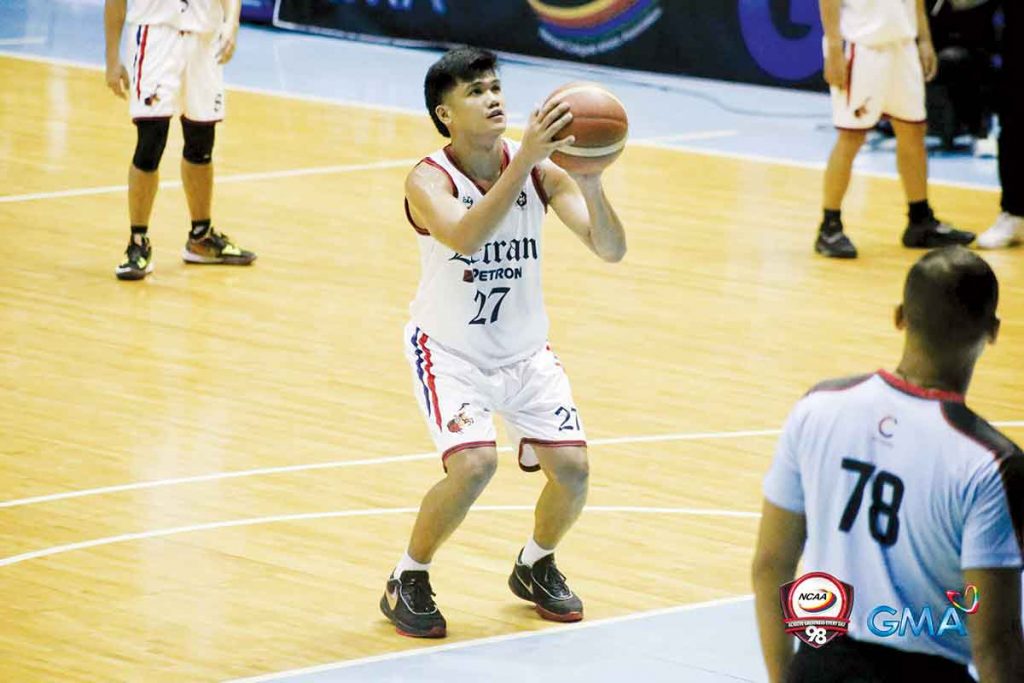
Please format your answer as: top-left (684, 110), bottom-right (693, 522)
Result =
top-left (752, 500), bottom-right (807, 683)
top-left (217, 0), bottom-right (242, 64)
top-left (103, 0), bottom-right (129, 98)
top-left (542, 162), bottom-right (626, 262)
top-left (965, 567), bottom-right (1024, 683)
top-left (915, 0), bottom-right (937, 81)
top-left (405, 99), bottom-right (573, 255)
top-left (819, 0), bottom-right (847, 88)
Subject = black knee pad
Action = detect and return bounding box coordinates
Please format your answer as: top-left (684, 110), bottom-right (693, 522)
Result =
top-left (181, 118), bottom-right (216, 165)
top-left (132, 118), bottom-right (170, 172)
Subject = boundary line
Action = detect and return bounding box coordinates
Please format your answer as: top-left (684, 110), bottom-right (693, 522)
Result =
top-left (0, 505), bottom-right (761, 568)
top-left (226, 593), bottom-right (756, 682)
top-left (0, 428), bottom-right (784, 509)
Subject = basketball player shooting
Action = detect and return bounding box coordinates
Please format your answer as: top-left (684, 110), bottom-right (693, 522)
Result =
top-left (380, 47), bottom-right (627, 639)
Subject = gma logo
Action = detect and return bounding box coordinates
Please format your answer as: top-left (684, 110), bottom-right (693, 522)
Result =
top-left (867, 605), bottom-right (967, 638)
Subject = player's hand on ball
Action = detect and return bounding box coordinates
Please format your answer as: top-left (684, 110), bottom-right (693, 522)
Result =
top-left (520, 99), bottom-right (574, 167)
top-left (823, 41), bottom-right (848, 89)
top-left (918, 39), bottom-right (938, 82)
top-left (106, 62), bottom-right (130, 99)
top-left (216, 22), bottom-right (239, 64)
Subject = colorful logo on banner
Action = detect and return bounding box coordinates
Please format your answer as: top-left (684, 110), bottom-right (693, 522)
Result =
top-left (528, 0), bottom-right (663, 57)
top-left (779, 572), bottom-right (855, 648)
top-left (737, 0), bottom-right (824, 80)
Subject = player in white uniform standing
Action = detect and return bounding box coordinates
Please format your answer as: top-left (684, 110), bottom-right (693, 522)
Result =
top-left (753, 246), bottom-right (1024, 682)
top-left (814, 0), bottom-right (975, 258)
top-left (380, 48), bottom-right (627, 638)
top-left (104, 0), bottom-right (255, 281)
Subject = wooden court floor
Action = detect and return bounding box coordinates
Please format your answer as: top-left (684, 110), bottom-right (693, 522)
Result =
top-left (1, 56), bottom-right (1021, 681)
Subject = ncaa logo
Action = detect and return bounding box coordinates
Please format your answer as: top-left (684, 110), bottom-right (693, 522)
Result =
top-left (779, 572), bottom-right (854, 648)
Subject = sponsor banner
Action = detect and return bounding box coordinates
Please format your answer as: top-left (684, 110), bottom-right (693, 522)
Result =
top-left (241, 0), bottom-right (276, 23)
top-left (274, 0), bottom-right (827, 90)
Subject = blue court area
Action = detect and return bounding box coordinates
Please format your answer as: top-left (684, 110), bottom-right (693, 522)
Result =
top-left (243, 597), bottom-right (763, 683)
top-left (0, 0), bottom-right (1000, 192)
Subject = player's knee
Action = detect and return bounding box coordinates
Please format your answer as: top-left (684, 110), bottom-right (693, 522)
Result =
top-left (447, 448), bottom-right (498, 489)
top-left (181, 118), bottom-right (216, 165)
top-left (837, 128), bottom-right (868, 151)
top-left (549, 448), bottom-right (589, 491)
top-left (132, 118), bottom-right (170, 172)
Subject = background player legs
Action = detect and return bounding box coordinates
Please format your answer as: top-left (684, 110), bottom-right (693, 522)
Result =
top-left (531, 445), bottom-right (589, 549)
top-left (823, 129), bottom-right (867, 212)
top-left (891, 119), bottom-right (928, 203)
top-left (405, 447), bottom-right (498, 563)
top-left (182, 157), bottom-right (213, 224)
top-left (129, 164), bottom-right (160, 229)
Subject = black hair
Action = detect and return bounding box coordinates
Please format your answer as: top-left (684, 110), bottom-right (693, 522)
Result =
top-left (903, 246), bottom-right (999, 353)
top-left (424, 47), bottom-right (498, 137)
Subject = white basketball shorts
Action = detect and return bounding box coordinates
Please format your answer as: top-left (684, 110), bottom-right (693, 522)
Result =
top-left (128, 24), bottom-right (225, 122)
top-left (828, 38), bottom-right (926, 130)
top-left (404, 322), bottom-right (587, 472)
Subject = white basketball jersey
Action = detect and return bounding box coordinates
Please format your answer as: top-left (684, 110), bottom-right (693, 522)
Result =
top-left (764, 370), bottom-right (1023, 665)
top-left (839, 0), bottom-right (917, 45)
top-left (406, 139), bottom-right (549, 369)
top-left (128, 0), bottom-right (223, 33)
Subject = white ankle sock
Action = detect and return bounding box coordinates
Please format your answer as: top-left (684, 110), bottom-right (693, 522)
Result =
top-left (393, 551), bottom-right (431, 578)
top-left (519, 537), bottom-right (554, 567)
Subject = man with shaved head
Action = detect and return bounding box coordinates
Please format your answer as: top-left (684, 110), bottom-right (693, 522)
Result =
top-left (753, 247), bottom-right (1023, 682)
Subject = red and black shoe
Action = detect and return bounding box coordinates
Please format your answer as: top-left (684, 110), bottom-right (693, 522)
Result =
top-left (508, 552), bottom-right (583, 622)
top-left (379, 570), bottom-right (447, 638)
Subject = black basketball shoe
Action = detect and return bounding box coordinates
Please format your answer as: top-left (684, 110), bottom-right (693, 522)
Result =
top-left (115, 235), bottom-right (154, 280)
top-left (508, 552), bottom-right (583, 622)
top-left (379, 570), bottom-right (446, 638)
top-left (902, 215), bottom-right (975, 248)
top-left (815, 220), bottom-right (858, 259)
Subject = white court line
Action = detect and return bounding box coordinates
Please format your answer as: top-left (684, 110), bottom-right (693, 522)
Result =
top-left (635, 130), bottom-right (739, 144)
top-left (0, 37), bottom-right (46, 47)
top-left (5, 423), bottom-right (1021, 510)
top-left (0, 428), bottom-right (783, 509)
top-left (0, 505), bottom-right (760, 569)
top-left (0, 51), bottom-right (1001, 202)
top-left (226, 593), bottom-right (756, 683)
top-left (0, 158), bottom-right (417, 204)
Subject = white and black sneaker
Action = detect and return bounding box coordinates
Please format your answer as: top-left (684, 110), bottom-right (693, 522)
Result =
top-left (379, 570), bottom-right (446, 638)
top-left (508, 552), bottom-right (583, 622)
top-left (815, 221), bottom-right (858, 259)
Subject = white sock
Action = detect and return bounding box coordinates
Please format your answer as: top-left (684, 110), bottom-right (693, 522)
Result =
top-left (519, 537), bottom-right (554, 567)
top-left (393, 551), bottom-right (431, 578)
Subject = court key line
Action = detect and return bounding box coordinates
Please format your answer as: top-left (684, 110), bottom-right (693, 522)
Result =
top-left (225, 593), bottom-right (756, 683)
top-left (0, 157), bottom-right (418, 204)
top-left (0, 52), bottom-right (1001, 202)
top-left (4, 423), bottom-right (1022, 511)
top-left (0, 505), bottom-right (761, 569)
top-left (0, 428), bottom-right (784, 509)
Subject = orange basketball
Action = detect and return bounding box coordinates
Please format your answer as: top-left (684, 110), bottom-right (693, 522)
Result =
top-left (546, 82), bottom-right (628, 175)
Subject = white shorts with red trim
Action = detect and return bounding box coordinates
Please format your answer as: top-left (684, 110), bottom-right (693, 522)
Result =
top-left (128, 24), bottom-right (225, 122)
top-left (828, 38), bottom-right (925, 130)
top-left (404, 321), bottom-right (586, 473)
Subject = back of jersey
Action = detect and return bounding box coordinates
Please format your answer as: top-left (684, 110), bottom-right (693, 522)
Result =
top-left (764, 370), bottom-right (1023, 665)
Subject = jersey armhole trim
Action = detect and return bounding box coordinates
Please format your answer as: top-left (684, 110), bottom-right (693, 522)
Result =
top-left (405, 158), bottom-right (458, 236)
top-left (530, 166), bottom-right (550, 212)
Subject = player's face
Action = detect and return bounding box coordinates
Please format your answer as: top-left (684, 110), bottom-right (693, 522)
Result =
top-left (446, 72), bottom-right (506, 135)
